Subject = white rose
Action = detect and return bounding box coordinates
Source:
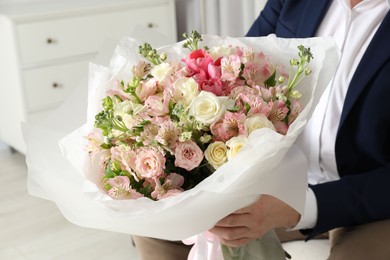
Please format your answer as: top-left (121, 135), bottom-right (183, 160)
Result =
top-left (204, 141), bottom-right (228, 169)
top-left (188, 91), bottom-right (228, 126)
top-left (173, 77), bottom-right (199, 106)
top-left (150, 62), bottom-right (173, 83)
top-left (209, 46), bottom-right (236, 60)
top-left (226, 135), bottom-right (247, 160)
top-left (245, 114), bottom-right (275, 135)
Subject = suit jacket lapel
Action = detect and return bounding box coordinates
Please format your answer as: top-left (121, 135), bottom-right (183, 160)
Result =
top-left (339, 11), bottom-right (390, 127)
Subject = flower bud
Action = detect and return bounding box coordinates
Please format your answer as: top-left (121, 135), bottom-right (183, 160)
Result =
top-left (278, 76), bottom-right (285, 83)
top-left (160, 52), bottom-right (167, 61)
top-left (305, 68), bottom-right (312, 75)
top-left (290, 59), bottom-right (299, 66)
top-left (291, 90), bottom-right (302, 99)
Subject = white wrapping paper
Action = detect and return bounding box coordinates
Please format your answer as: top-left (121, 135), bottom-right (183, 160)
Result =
top-left (23, 34), bottom-right (339, 241)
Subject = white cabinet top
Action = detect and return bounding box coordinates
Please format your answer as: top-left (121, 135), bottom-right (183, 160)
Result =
top-left (0, 0), bottom-right (174, 20)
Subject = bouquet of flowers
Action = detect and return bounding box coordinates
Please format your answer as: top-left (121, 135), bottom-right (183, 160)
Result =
top-left (86, 31), bottom-right (312, 202)
top-left (23, 31), bottom-right (339, 260)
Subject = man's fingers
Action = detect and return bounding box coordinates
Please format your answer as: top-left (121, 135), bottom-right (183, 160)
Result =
top-left (209, 226), bottom-right (250, 241)
top-left (214, 213), bottom-right (251, 227)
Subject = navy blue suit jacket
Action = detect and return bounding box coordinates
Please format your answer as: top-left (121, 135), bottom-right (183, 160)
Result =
top-left (247, 0), bottom-right (390, 238)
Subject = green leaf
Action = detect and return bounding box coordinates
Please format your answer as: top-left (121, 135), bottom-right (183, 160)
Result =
top-left (264, 70), bottom-right (277, 87)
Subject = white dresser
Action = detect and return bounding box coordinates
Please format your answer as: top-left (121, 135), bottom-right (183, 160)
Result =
top-left (0, 0), bottom-right (177, 153)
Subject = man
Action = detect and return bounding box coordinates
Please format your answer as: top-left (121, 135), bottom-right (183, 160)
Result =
top-left (210, 0), bottom-right (390, 259)
top-left (134, 0), bottom-right (390, 258)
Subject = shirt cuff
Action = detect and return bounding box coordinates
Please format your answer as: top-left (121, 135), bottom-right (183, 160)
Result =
top-left (291, 187), bottom-right (318, 230)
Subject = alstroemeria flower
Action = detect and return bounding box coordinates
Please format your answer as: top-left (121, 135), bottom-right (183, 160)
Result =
top-left (220, 55), bottom-right (241, 82)
top-left (154, 116), bottom-right (181, 152)
top-left (107, 176), bottom-right (144, 200)
top-left (151, 173), bottom-right (184, 200)
top-left (211, 112), bottom-right (247, 142)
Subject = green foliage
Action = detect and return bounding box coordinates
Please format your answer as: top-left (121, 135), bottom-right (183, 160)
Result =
top-left (182, 30), bottom-right (203, 51)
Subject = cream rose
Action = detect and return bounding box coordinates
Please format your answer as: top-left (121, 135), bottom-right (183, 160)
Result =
top-left (226, 135), bottom-right (247, 160)
top-left (204, 141), bottom-right (228, 169)
top-left (245, 114), bottom-right (275, 135)
top-left (188, 91), bottom-right (228, 126)
top-left (172, 77), bottom-right (199, 106)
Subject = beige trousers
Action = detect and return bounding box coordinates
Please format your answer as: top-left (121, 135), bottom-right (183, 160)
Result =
top-left (132, 219), bottom-right (390, 260)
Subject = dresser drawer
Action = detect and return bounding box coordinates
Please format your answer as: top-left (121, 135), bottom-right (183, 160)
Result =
top-left (23, 60), bottom-right (88, 112)
top-left (16, 4), bottom-right (174, 65)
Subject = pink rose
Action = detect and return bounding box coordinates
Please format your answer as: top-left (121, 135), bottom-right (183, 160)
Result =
top-left (135, 147), bottom-right (166, 179)
top-left (174, 141), bottom-right (204, 171)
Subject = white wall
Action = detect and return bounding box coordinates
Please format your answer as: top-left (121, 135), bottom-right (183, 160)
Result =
top-left (175, 0), bottom-right (267, 39)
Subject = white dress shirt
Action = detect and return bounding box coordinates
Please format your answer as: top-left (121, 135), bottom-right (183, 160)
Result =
top-left (293, 0), bottom-right (390, 230)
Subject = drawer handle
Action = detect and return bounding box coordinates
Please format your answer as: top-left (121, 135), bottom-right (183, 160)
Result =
top-left (147, 23), bottom-right (154, 28)
top-left (46, 38), bottom-right (57, 44)
top-left (52, 82), bottom-right (62, 88)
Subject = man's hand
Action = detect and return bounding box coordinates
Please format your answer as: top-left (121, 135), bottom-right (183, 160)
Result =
top-left (209, 194), bottom-right (301, 247)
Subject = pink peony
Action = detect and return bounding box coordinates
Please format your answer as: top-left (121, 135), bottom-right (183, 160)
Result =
top-left (174, 141), bottom-right (204, 171)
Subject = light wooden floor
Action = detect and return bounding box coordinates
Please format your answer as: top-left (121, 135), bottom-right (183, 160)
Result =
top-left (0, 148), bottom-right (140, 260)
